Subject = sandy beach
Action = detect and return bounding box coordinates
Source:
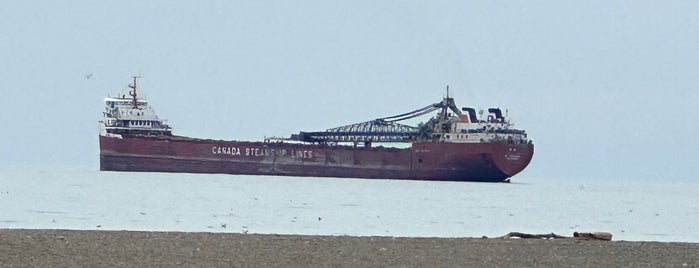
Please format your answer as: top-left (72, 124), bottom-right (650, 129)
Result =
top-left (1, 229), bottom-right (697, 267)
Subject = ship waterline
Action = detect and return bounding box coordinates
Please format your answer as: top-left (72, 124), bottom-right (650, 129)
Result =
top-left (100, 135), bottom-right (533, 182)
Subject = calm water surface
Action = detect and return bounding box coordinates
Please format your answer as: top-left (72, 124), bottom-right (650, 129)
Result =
top-left (0, 167), bottom-right (696, 242)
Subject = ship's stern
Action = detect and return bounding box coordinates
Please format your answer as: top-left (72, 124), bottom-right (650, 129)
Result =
top-left (491, 142), bottom-right (534, 180)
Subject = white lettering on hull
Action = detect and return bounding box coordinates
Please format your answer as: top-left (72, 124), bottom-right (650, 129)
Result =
top-left (212, 146), bottom-right (314, 159)
top-left (505, 154), bottom-right (521, 160)
top-left (212, 146), bottom-right (242, 156)
top-left (505, 147), bottom-right (521, 160)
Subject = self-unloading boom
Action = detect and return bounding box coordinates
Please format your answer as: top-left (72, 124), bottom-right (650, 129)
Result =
top-left (296, 93), bottom-right (483, 145)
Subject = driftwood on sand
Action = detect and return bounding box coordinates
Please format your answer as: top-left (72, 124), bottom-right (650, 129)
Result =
top-left (498, 232), bottom-right (613, 241)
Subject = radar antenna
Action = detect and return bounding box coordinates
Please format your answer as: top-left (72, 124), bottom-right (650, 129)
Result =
top-left (128, 76), bottom-right (141, 108)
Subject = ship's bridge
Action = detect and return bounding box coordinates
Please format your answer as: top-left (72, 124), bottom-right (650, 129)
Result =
top-left (105, 97), bottom-right (148, 108)
top-left (99, 77), bottom-right (172, 137)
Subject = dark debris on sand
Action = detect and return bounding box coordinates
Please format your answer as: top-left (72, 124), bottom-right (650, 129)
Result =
top-left (0, 229), bottom-right (697, 267)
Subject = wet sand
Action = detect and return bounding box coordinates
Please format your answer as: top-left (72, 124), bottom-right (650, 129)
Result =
top-left (1, 229), bottom-right (697, 267)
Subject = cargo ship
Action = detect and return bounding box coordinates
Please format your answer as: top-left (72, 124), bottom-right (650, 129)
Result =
top-left (99, 77), bottom-right (533, 182)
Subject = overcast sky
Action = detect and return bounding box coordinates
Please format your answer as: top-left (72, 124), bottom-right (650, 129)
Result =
top-left (1, 1), bottom-right (697, 181)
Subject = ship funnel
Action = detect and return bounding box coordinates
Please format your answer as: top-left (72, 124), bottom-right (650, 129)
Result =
top-left (461, 107), bottom-right (479, 123)
top-left (488, 108), bottom-right (504, 122)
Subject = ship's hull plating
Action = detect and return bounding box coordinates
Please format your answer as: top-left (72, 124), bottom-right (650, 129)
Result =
top-left (99, 135), bottom-right (533, 182)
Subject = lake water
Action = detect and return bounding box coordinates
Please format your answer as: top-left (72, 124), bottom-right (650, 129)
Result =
top-left (1, 167), bottom-right (696, 243)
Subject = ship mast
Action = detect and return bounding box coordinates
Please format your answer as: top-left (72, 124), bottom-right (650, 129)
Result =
top-left (128, 76), bottom-right (140, 108)
top-left (440, 85), bottom-right (450, 121)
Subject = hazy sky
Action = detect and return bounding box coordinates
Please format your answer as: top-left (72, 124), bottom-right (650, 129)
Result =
top-left (1, 1), bottom-right (697, 181)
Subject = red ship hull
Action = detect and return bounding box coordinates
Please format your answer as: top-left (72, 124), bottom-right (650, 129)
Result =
top-left (99, 135), bottom-right (533, 182)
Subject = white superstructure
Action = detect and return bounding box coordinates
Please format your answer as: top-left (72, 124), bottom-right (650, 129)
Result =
top-left (99, 77), bottom-right (172, 137)
top-left (439, 107), bottom-right (529, 144)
